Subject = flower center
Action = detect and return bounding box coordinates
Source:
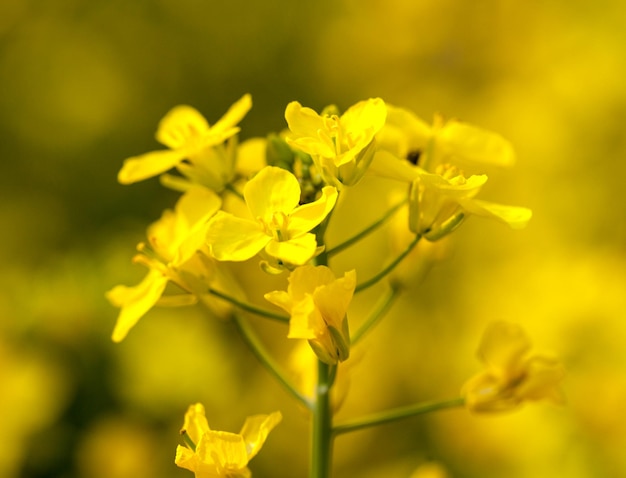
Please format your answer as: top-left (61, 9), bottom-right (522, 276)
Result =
top-left (435, 163), bottom-right (467, 185)
top-left (262, 211), bottom-right (290, 241)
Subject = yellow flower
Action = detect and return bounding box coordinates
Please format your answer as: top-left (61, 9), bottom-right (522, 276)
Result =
top-left (376, 104), bottom-right (515, 170)
top-left (462, 322), bottom-right (565, 413)
top-left (285, 98), bottom-right (387, 187)
top-left (117, 94), bottom-right (252, 186)
top-left (176, 403), bottom-right (281, 478)
top-left (372, 156), bottom-right (531, 240)
top-left (264, 265), bottom-right (355, 364)
top-left (106, 186), bottom-right (222, 342)
top-left (207, 166), bottom-right (337, 267)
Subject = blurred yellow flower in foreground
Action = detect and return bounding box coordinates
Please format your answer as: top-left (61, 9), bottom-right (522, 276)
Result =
top-left (176, 403), bottom-right (282, 478)
top-left (462, 322), bottom-right (565, 413)
top-left (106, 186), bottom-right (222, 342)
top-left (285, 98), bottom-right (386, 187)
top-left (264, 265), bottom-right (355, 364)
top-left (207, 166), bottom-right (337, 266)
top-left (117, 94), bottom-right (252, 185)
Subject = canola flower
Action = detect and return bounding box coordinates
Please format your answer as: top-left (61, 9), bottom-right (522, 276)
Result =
top-left (462, 321), bottom-right (565, 412)
top-left (118, 94), bottom-right (252, 189)
top-left (285, 98), bottom-right (386, 187)
top-left (206, 166), bottom-right (337, 267)
top-left (265, 265), bottom-right (355, 364)
top-left (176, 403), bottom-right (281, 478)
top-left (106, 186), bottom-right (222, 342)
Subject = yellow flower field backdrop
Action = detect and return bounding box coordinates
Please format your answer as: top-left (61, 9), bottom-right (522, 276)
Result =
top-left (1, 1), bottom-right (625, 477)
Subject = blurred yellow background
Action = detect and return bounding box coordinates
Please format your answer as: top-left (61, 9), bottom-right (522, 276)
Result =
top-left (2, 1), bottom-right (625, 477)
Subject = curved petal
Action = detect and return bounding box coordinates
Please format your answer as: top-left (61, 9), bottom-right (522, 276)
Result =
top-left (264, 234), bottom-right (318, 265)
top-left (239, 411), bottom-right (282, 460)
top-left (244, 166), bottom-right (301, 220)
top-left (207, 212), bottom-right (269, 261)
top-left (107, 269), bottom-right (169, 342)
top-left (369, 150), bottom-right (421, 181)
top-left (156, 105), bottom-right (209, 149)
top-left (263, 290), bottom-right (293, 314)
top-left (458, 198), bottom-right (532, 229)
top-left (477, 322), bottom-right (531, 378)
top-left (288, 265), bottom-right (335, 301)
top-left (287, 295), bottom-right (319, 339)
top-left (288, 186), bottom-right (338, 236)
top-left (118, 149), bottom-right (185, 184)
top-left (181, 403), bottom-right (212, 443)
top-left (210, 94), bottom-right (252, 136)
top-left (236, 137), bottom-right (267, 177)
top-left (313, 269), bottom-right (356, 329)
top-left (284, 101), bottom-right (326, 137)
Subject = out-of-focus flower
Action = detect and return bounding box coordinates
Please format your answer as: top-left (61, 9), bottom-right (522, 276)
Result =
top-left (107, 186), bottom-right (223, 342)
top-left (117, 94), bottom-right (252, 187)
top-left (376, 105), bottom-right (515, 171)
top-left (409, 461), bottom-right (449, 478)
top-left (207, 166), bottom-right (337, 267)
top-left (175, 403), bottom-right (281, 478)
top-left (462, 321), bottom-right (565, 413)
top-left (285, 98), bottom-right (386, 187)
top-left (264, 265), bottom-right (355, 364)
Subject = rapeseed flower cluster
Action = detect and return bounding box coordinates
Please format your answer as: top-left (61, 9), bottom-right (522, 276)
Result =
top-left (107, 95), bottom-right (561, 477)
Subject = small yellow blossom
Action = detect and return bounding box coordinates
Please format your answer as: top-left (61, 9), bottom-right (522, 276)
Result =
top-left (462, 321), bottom-right (565, 413)
top-left (175, 403), bottom-right (281, 478)
top-left (207, 166), bottom-right (337, 267)
top-left (264, 265), bottom-right (355, 364)
top-left (106, 186), bottom-right (222, 342)
top-left (118, 94), bottom-right (252, 186)
top-left (285, 98), bottom-right (387, 187)
top-left (371, 156), bottom-right (531, 240)
top-left (376, 104), bottom-right (515, 170)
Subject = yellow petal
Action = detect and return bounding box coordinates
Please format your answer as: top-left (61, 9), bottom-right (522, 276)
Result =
top-left (284, 101), bottom-right (326, 138)
top-left (313, 269), bottom-right (356, 329)
top-left (239, 411), bottom-right (282, 460)
top-left (207, 212), bottom-right (269, 261)
top-left (244, 166), bottom-right (301, 220)
top-left (458, 198), bottom-right (532, 229)
top-left (236, 137), bottom-right (268, 177)
top-left (107, 269), bottom-right (169, 342)
top-left (210, 94), bottom-right (252, 136)
top-left (156, 105), bottom-right (209, 149)
top-left (477, 322), bottom-right (531, 378)
top-left (264, 234), bottom-right (318, 265)
top-left (118, 149), bottom-right (185, 185)
top-left (181, 403), bottom-right (211, 444)
top-left (376, 104), bottom-right (432, 158)
top-left (199, 430), bottom-right (249, 471)
top-left (438, 120), bottom-right (516, 167)
top-left (288, 186), bottom-right (338, 236)
top-left (287, 295), bottom-right (319, 339)
top-left (263, 290), bottom-right (293, 314)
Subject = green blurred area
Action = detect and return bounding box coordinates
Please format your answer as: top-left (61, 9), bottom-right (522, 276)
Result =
top-left (2, 0), bottom-right (626, 477)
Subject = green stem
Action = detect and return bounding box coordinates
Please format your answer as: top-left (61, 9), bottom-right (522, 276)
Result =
top-left (355, 234), bottom-right (421, 293)
top-left (208, 288), bottom-right (290, 323)
top-left (326, 200), bottom-right (405, 258)
top-left (333, 397), bottom-right (465, 436)
top-left (311, 360), bottom-right (333, 478)
top-left (351, 285), bottom-right (400, 345)
top-left (232, 314), bottom-right (311, 409)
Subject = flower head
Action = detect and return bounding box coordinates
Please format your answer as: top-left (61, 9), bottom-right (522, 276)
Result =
top-left (285, 98), bottom-right (387, 187)
top-left (106, 186), bottom-right (223, 342)
top-left (462, 322), bottom-right (565, 413)
top-left (207, 166), bottom-right (337, 267)
top-left (264, 265), bottom-right (355, 364)
top-left (176, 403), bottom-right (281, 478)
top-left (371, 155), bottom-right (531, 240)
top-left (118, 94), bottom-right (252, 186)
